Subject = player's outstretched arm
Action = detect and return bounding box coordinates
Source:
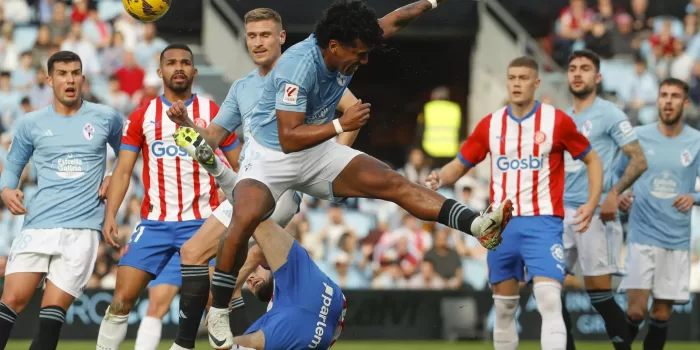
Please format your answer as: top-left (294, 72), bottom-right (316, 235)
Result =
top-left (379, 0), bottom-right (446, 38)
top-left (167, 100), bottom-right (232, 149)
top-left (336, 89), bottom-right (362, 147)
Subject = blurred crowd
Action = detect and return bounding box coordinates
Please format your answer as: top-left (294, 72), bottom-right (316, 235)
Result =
top-left (2, 0), bottom-right (700, 294)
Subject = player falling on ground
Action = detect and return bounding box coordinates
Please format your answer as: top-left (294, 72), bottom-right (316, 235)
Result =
top-left (0, 51), bottom-right (122, 350)
top-left (167, 1), bottom-right (514, 347)
top-left (426, 56), bottom-right (604, 350)
top-left (232, 220), bottom-right (347, 350)
top-left (167, 8), bottom-right (363, 350)
top-left (561, 49), bottom-right (648, 350)
top-left (95, 44), bottom-right (241, 350)
top-left (617, 78), bottom-right (700, 350)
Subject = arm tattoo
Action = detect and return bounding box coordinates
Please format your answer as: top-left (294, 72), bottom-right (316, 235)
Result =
top-left (379, 0), bottom-right (437, 38)
top-left (613, 140), bottom-right (648, 194)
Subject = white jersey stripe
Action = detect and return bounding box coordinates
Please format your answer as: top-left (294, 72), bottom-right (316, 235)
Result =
top-left (537, 105), bottom-right (556, 215)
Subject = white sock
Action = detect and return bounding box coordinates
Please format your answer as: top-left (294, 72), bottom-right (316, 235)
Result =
top-left (168, 344), bottom-right (194, 350)
top-left (135, 316), bottom-right (163, 350)
top-left (214, 167), bottom-right (237, 203)
top-left (493, 295), bottom-right (519, 350)
top-left (533, 282), bottom-right (567, 350)
top-left (96, 306), bottom-right (129, 350)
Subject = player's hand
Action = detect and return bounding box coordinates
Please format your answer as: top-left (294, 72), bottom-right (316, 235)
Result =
top-left (165, 100), bottom-right (191, 126)
top-left (102, 215), bottom-right (120, 248)
top-left (573, 202), bottom-right (595, 233)
top-left (425, 170), bottom-right (441, 190)
top-left (618, 193), bottom-right (635, 213)
top-left (98, 176), bottom-right (111, 200)
top-left (338, 99), bottom-right (371, 132)
top-left (599, 192), bottom-right (618, 222)
top-left (1, 188), bottom-right (26, 215)
top-left (673, 194), bottom-right (695, 213)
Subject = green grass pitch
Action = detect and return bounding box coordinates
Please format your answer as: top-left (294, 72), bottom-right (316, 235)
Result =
top-left (4, 340), bottom-right (700, 349)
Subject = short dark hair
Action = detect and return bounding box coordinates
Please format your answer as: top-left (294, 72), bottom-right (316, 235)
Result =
top-left (255, 277), bottom-right (274, 303)
top-left (20, 97), bottom-right (30, 105)
top-left (0, 71), bottom-right (10, 78)
top-left (660, 78), bottom-right (689, 96)
top-left (47, 51), bottom-right (82, 74)
top-left (160, 44), bottom-right (194, 63)
top-left (508, 56), bottom-right (539, 72)
top-left (314, 0), bottom-right (384, 50)
top-left (568, 50), bottom-right (601, 72)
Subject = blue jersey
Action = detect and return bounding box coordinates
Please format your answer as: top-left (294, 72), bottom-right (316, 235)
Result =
top-left (250, 34), bottom-right (352, 150)
top-left (211, 68), bottom-right (267, 145)
top-left (0, 102), bottom-right (123, 231)
top-left (564, 97), bottom-right (637, 208)
top-left (246, 241), bottom-right (346, 350)
top-left (619, 124), bottom-right (700, 250)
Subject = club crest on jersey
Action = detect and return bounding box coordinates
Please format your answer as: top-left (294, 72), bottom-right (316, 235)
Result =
top-left (83, 123), bottom-right (95, 140)
top-left (581, 120), bottom-right (593, 137)
top-left (681, 150), bottom-right (693, 167)
top-left (337, 74), bottom-right (346, 86)
top-left (534, 131), bottom-right (547, 145)
top-left (194, 118), bottom-right (208, 128)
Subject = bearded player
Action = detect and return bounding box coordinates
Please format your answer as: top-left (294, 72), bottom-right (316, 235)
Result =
top-left (426, 56), bottom-right (604, 350)
top-left (0, 51), bottom-right (122, 350)
top-left (561, 49), bottom-right (648, 350)
top-left (95, 44), bottom-right (241, 350)
top-left (617, 78), bottom-right (700, 350)
top-left (167, 8), bottom-right (363, 350)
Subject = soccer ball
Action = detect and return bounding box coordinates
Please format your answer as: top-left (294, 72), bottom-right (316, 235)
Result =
top-left (123, 0), bottom-right (172, 22)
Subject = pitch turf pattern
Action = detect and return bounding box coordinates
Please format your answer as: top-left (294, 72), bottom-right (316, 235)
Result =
top-left (5, 341), bottom-right (700, 349)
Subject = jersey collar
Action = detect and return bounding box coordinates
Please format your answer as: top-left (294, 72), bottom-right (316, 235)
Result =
top-left (160, 94), bottom-right (195, 107)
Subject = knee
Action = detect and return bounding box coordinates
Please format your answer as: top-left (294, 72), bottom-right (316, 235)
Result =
top-left (380, 170), bottom-right (412, 198)
top-left (181, 239), bottom-right (208, 265)
top-left (649, 303), bottom-right (672, 321)
top-left (0, 293), bottom-right (31, 314)
top-left (533, 282), bottom-right (563, 315)
top-left (493, 296), bottom-right (519, 320)
top-left (626, 303), bottom-right (646, 321)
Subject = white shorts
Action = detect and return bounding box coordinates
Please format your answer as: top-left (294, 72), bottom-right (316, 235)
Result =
top-left (212, 189), bottom-right (302, 228)
top-left (618, 243), bottom-right (690, 304)
top-left (5, 228), bottom-right (99, 298)
top-left (563, 207), bottom-right (624, 276)
top-left (236, 138), bottom-right (363, 204)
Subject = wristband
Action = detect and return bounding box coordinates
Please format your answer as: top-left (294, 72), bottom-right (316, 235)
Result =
top-left (332, 119), bottom-right (344, 134)
top-left (427, 0), bottom-right (438, 9)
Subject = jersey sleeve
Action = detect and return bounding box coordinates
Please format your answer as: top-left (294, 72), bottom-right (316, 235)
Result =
top-left (0, 118), bottom-right (34, 190)
top-left (211, 82), bottom-right (243, 134)
top-left (558, 111), bottom-right (591, 160)
top-left (607, 109), bottom-right (637, 147)
top-left (274, 60), bottom-right (314, 113)
top-left (121, 107), bottom-right (146, 153)
top-left (107, 109), bottom-right (124, 155)
top-left (458, 117), bottom-right (490, 167)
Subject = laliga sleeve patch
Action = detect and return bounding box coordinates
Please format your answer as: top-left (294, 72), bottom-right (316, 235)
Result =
top-left (282, 83), bottom-right (299, 105)
top-left (618, 120), bottom-right (634, 138)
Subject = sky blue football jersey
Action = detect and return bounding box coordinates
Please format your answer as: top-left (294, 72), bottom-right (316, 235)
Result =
top-left (618, 124), bottom-right (700, 250)
top-left (0, 102), bottom-right (123, 231)
top-left (564, 97), bottom-right (637, 208)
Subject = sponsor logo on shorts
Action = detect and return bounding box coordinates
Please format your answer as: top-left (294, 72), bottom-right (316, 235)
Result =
top-left (308, 282), bottom-right (335, 348)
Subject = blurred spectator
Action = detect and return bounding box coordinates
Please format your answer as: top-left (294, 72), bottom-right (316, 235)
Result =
top-left (610, 13), bottom-right (638, 57)
top-left (81, 78), bottom-right (101, 104)
top-left (559, 0), bottom-right (594, 42)
top-left (620, 55), bottom-right (658, 125)
top-left (134, 23), bottom-right (167, 69)
top-left (60, 22), bottom-right (100, 76)
top-left (82, 6), bottom-right (111, 49)
top-left (327, 251), bottom-right (366, 289)
top-left (689, 61), bottom-right (700, 105)
top-left (71, 0), bottom-right (89, 23)
top-left (113, 12), bottom-right (143, 50)
top-left (134, 73), bottom-right (160, 108)
top-left (423, 227), bottom-right (463, 290)
top-left (1, 22), bottom-right (19, 70)
top-left (391, 213), bottom-right (432, 259)
top-left (398, 147), bottom-right (431, 185)
top-left (407, 261), bottom-right (446, 290)
top-left (11, 51), bottom-right (35, 93)
top-left (115, 51), bottom-right (145, 97)
top-left (318, 206), bottom-right (357, 252)
top-left (584, 15), bottom-right (613, 59)
top-left (28, 69), bottom-right (53, 110)
top-left (103, 32), bottom-right (126, 75)
top-left (668, 40), bottom-right (694, 82)
top-left (4, 0), bottom-right (31, 24)
top-left (371, 258), bottom-right (407, 290)
top-left (630, 0), bottom-right (651, 34)
top-left (649, 20), bottom-right (677, 57)
top-left (48, 1), bottom-right (70, 43)
top-left (0, 71), bottom-right (21, 128)
top-left (104, 74), bottom-right (132, 116)
top-left (32, 25), bottom-right (53, 70)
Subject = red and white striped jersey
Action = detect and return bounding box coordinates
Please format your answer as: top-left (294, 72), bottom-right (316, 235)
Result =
top-left (458, 102), bottom-right (591, 217)
top-left (122, 95), bottom-right (240, 221)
